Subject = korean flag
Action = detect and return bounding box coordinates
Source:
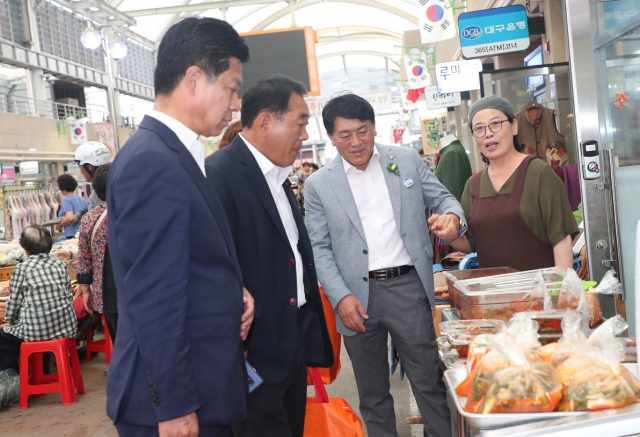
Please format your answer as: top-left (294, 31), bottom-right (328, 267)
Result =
top-left (403, 56), bottom-right (431, 90)
top-left (417, 0), bottom-right (456, 43)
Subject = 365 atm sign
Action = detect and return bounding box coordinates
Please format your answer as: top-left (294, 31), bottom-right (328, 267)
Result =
top-left (458, 5), bottom-right (530, 59)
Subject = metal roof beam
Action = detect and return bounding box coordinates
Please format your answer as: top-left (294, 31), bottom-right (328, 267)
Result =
top-left (124, 0), bottom-right (286, 17)
top-left (318, 50), bottom-right (400, 67)
top-left (252, 0), bottom-right (417, 31)
top-left (49, 0), bottom-right (136, 27)
top-left (319, 33), bottom-right (401, 44)
top-left (317, 26), bottom-right (402, 39)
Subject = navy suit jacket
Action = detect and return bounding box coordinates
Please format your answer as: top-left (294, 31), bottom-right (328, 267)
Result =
top-left (205, 136), bottom-right (333, 384)
top-left (106, 116), bottom-right (247, 427)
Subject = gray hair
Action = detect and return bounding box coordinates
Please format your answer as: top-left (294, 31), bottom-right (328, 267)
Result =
top-left (20, 225), bottom-right (53, 255)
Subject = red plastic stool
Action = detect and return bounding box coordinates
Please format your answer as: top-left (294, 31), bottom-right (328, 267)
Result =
top-left (19, 337), bottom-right (85, 409)
top-left (86, 314), bottom-right (113, 364)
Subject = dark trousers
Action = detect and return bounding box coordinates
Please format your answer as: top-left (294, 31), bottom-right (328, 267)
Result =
top-left (105, 311), bottom-right (118, 343)
top-left (0, 331), bottom-right (51, 374)
top-left (115, 422), bottom-right (230, 437)
top-left (343, 269), bottom-right (451, 437)
top-left (232, 312), bottom-right (307, 437)
top-left (0, 330), bottom-right (22, 372)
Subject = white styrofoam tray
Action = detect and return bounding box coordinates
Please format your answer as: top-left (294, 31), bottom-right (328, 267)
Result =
top-left (444, 367), bottom-right (584, 431)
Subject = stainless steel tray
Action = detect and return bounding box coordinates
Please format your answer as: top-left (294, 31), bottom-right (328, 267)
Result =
top-left (443, 367), bottom-right (584, 431)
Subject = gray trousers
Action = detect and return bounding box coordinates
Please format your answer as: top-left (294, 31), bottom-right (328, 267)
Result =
top-left (343, 269), bottom-right (451, 437)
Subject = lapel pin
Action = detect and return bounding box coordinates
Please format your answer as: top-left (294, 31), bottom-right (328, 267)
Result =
top-left (402, 177), bottom-right (414, 188)
top-left (389, 155), bottom-right (394, 160)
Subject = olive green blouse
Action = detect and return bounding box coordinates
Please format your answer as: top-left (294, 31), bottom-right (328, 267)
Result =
top-left (461, 158), bottom-right (579, 252)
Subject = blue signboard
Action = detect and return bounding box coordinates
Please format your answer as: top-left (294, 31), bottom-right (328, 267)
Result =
top-left (458, 5), bottom-right (530, 59)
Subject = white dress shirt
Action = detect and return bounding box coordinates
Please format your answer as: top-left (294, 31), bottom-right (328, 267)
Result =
top-left (240, 134), bottom-right (306, 307)
top-left (147, 110), bottom-right (205, 175)
top-left (343, 146), bottom-right (413, 271)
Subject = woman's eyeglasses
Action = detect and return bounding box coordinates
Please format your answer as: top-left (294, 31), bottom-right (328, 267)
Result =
top-left (471, 119), bottom-right (509, 138)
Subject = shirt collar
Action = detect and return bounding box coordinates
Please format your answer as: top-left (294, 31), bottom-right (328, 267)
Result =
top-left (147, 110), bottom-right (199, 151)
top-left (342, 145), bottom-right (379, 174)
top-left (239, 133), bottom-right (292, 186)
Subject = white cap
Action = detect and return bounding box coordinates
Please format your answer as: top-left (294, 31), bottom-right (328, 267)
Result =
top-left (74, 141), bottom-right (111, 166)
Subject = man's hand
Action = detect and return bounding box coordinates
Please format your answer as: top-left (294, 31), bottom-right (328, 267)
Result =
top-left (80, 285), bottom-right (94, 314)
top-left (337, 295), bottom-right (369, 333)
top-left (428, 213), bottom-right (461, 243)
top-left (241, 287), bottom-right (254, 341)
top-left (158, 412), bottom-right (199, 437)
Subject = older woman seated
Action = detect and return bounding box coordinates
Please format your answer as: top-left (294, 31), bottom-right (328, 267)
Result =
top-left (0, 225), bottom-right (77, 372)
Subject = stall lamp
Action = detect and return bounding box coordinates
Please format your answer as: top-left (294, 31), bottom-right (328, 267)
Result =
top-left (109, 40), bottom-right (128, 60)
top-left (81, 23), bottom-right (102, 50)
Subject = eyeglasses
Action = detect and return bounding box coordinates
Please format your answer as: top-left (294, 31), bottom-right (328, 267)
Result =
top-left (471, 119), bottom-right (510, 138)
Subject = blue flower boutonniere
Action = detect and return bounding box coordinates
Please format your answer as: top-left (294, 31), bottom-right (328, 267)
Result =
top-left (387, 162), bottom-right (400, 176)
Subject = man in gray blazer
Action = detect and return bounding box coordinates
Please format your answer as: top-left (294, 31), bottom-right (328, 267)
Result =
top-left (305, 94), bottom-right (464, 437)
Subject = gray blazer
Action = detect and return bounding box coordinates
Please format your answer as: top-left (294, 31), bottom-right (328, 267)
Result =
top-left (305, 145), bottom-right (465, 336)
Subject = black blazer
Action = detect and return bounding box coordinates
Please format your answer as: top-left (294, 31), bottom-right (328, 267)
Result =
top-left (206, 135), bottom-right (333, 384)
top-left (107, 116), bottom-right (247, 426)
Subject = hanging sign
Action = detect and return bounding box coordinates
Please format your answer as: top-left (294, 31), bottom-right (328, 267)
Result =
top-left (458, 5), bottom-right (530, 59)
top-left (435, 59), bottom-right (483, 94)
top-left (417, 0), bottom-right (457, 43)
top-left (424, 85), bottom-right (461, 110)
top-left (420, 118), bottom-right (442, 155)
top-left (19, 161), bottom-right (40, 175)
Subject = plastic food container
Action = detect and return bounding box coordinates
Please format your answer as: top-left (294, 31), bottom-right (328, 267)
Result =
top-left (439, 319), bottom-right (505, 336)
top-left (441, 267), bottom-right (518, 318)
top-left (452, 268), bottom-right (568, 321)
top-left (437, 336), bottom-right (449, 349)
top-left (525, 310), bottom-right (567, 334)
top-left (446, 331), bottom-right (480, 357)
top-left (621, 338), bottom-right (637, 363)
top-left (538, 333), bottom-right (562, 345)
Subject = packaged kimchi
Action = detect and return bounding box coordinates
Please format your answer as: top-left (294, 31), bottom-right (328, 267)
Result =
top-left (557, 269), bottom-right (588, 314)
top-left (462, 315), bottom-right (562, 414)
top-left (556, 315), bottom-right (640, 412)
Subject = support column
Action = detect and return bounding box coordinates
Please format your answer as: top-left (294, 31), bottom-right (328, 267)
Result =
top-left (23, 0), bottom-right (49, 116)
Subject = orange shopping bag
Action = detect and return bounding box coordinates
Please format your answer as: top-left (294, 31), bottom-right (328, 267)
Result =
top-left (306, 286), bottom-right (341, 385)
top-left (304, 367), bottom-right (365, 437)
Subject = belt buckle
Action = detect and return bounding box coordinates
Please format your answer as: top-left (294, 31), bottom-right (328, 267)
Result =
top-left (374, 270), bottom-right (388, 281)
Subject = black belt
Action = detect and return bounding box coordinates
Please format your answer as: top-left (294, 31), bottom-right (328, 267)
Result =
top-left (368, 265), bottom-right (415, 281)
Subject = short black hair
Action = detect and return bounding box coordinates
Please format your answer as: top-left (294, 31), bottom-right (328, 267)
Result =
top-left (20, 225), bottom-right (53, 255)
top-left (240, 74), bottom-right (307, 128)
top-left (57, 174), bottom-right (78, 192)
top-left (92, 163), bottom-right (111, 202)
top-left (154, 17), bottom-right (250, 96)
top-left (311, 163), bottom-right (319, 170)
top-left (322, 93), bottom-right (375, 135)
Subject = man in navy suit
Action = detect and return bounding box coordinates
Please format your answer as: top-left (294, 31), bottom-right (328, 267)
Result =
top-left (206, 75), bottom-right (333, 437)
top-left (106, 17), bottom-right (252, 437)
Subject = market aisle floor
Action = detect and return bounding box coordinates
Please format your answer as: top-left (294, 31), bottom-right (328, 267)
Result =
top-left (2, 339), bottom-right (422, 436)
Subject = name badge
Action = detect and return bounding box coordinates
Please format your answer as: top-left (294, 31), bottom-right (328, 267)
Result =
top-left (402, 177), bottom-right (414, 188)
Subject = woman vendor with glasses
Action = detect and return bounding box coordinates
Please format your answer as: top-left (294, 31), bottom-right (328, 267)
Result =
top-left (431, 96), bottom-right (578, 271)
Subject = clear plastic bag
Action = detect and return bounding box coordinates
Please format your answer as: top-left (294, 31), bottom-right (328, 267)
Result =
top-left (0, 369), bottom-right (20, 406)
top-left (557, 269), bottom-right (588, 314)
top-left (595, 269), bottom-right (622, 295)
top-left (527, 270), bottom-right (547, 311)
top-left (462, 315), bottom-right (563, 414)
top-left (555, 315), bottom-right (640, 411)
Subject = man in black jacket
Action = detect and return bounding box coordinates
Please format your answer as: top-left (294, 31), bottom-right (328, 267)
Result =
top-left (206, 75), bottom-right (333, 437)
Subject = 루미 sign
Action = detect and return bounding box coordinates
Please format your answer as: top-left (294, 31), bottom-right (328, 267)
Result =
top-left (458, 5), bottom-right (530, 59)
top-left (424, 85), bottom-right (461, 110)
top-left (435, 59), bottom-right (483, 94)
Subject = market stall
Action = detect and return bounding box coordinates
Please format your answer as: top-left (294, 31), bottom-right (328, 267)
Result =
top-left (436, 267), bottom-right (640, 437)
